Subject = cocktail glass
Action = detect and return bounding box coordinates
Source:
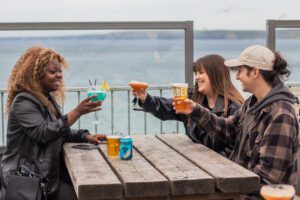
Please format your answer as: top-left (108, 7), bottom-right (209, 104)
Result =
top-left (128, 81), bottom-right (148, 111)
top-left (260, 184), bottom-right (295, 200)
top-left (87, 87), bottom-right (107, 133)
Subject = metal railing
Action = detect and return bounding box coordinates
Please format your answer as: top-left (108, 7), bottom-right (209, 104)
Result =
top-left (266, 19), bottom-right (300, 120)
top-left (266, 19), bottom-right (300, 50)
top-left (1, 82), bottom-right (300, 145)
top-left (0, 86), bottom-right (181, 145)
top-left (65, 85), bottom-right (179, 134)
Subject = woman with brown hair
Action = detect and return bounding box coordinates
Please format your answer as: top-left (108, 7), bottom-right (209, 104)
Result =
top-left (0, 46), bottom-right (106, 200)
top-left (133, 54), bottom-right (244, 157)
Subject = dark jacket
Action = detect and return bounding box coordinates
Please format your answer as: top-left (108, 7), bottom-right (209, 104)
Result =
top-left (0, 92), bottom-right (89, 197)
top-left (138, 91), bottom-right (240, 157)
top-left (190, 82), bottom-right (299, 186)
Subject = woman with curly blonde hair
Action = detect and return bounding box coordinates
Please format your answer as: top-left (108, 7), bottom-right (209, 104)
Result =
top-left (6, 46), bottom-right (67, 116)
top-left (1, 46), bottom-right (106, 200)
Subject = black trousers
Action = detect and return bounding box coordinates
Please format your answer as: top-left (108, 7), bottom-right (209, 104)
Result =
top-left (48, 179), bottom-right (77, 200)
top-left (48, 161), bottom-right (77, 200)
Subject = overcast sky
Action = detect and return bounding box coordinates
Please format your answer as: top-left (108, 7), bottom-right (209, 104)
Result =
top-left (1, 0), bottom-right (300, 30)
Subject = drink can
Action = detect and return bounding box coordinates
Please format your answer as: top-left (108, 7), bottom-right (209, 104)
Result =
top-left (119, 136), bottom-right (133, 160)
top-left (106, 135), bottom-right (120, 158)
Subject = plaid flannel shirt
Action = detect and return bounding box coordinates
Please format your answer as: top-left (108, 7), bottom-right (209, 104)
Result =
top-left (190, 85), bottom-right (299, 186)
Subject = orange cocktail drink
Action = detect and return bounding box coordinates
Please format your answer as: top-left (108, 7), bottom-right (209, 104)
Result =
top-left (171, 83), bottom-right (189, 112)
top-left (128, 81), bottom-right (149, 91)
top-left (260, 184), bottom-right (295, 200)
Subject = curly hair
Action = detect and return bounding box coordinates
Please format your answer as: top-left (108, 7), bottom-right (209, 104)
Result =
top-left (6, 46), bottom-right (68, 115)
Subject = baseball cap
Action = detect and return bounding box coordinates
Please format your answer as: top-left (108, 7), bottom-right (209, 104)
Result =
top-left (224, 45), bottom-right (275, 71)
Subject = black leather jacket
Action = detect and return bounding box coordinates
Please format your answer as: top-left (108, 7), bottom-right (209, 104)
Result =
top-left (138, 92), bottom-right (240, 157)
top-left (0, 92), bottom-right (88, 197)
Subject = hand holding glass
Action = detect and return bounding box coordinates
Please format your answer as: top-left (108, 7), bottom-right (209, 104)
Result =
top-left (129, 81), bottom-right (148, 110)
top-left (87, 87), bottom-right (107, 128)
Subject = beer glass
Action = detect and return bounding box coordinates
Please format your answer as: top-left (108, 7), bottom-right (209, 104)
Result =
top-left (171, 83), bottom-right (188, 112)
top-left (106, 135), bottom-right (120, 158)
top-left (260, 184), bottom-right (295, 200)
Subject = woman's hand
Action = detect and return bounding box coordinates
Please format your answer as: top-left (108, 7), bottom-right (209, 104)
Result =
top-left (173, 99), bottom-right (197, 115)
top-left (68, 95), bottom-right (102, 127)
top-left (75, 95), bottom-right (102, 115)
top-left (85, 134), bottom-right (106, 144)
top-left (132, 89), bottom-right (147, 101)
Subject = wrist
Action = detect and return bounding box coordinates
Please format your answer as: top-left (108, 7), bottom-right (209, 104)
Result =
top-left (72, 109), bottom-right (82, 118)
top-left (189, 104), bottom-right (201, 117)
top-left (141, 93), bottom-right (147, 102)
top-left (81, 131), bottom-right (90, 142)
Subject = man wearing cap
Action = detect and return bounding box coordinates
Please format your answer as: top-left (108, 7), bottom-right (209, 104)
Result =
top-left (175, 45), bottom-right (299, 197)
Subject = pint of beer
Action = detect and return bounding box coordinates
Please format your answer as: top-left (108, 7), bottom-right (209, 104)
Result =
top-left (260, 184), bottom-right (295, 200)
top-left (106, 135), bottom-right (120, 158)
top-left (172, 83), bottom-right (189, 112)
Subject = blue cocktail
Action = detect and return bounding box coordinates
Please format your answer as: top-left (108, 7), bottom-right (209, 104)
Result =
top-left (87, 90), bottom-right (107, 102)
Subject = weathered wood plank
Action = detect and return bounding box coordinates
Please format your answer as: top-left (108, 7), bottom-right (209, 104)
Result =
top-left (132, 135), bottom-right (215, 196)
top-left (157, 134), bottom-right (260, 193)
top-left (99, 142), bottom-right (170, 198)
top-left (64, 143), bottom-right (123, 200)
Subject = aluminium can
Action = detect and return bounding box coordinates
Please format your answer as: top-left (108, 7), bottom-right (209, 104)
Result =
top-left (119, 136), bottom-right (133, 160)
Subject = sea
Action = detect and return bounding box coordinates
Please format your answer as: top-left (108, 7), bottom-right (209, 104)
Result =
top-left (0, 37), bottom-right (299, 144)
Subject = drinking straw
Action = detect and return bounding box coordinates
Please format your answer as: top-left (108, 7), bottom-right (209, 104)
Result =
top-left (94, 79), bottom-right (97, 87)
top-left (88, 80), bottom-right (93, 88)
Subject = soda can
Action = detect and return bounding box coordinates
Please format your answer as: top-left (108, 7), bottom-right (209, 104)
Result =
top-left (119, 136), bottom-right (133, 160)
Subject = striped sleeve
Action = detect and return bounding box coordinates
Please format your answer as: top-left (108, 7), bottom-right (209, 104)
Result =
top-left (189, 104), bottom-right (240, 142)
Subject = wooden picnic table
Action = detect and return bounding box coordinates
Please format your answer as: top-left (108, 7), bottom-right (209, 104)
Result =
top-left (63, 134), bottom-right (260, 200)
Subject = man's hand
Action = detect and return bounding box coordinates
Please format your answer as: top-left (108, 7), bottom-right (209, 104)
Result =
top-left (173, 99), bottom-right (197, 115)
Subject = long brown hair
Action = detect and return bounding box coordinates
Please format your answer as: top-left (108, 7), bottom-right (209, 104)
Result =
top-left (193, 54), bottom-right (244, 116)
top-left (6, 46), bottom-right (68, 115)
